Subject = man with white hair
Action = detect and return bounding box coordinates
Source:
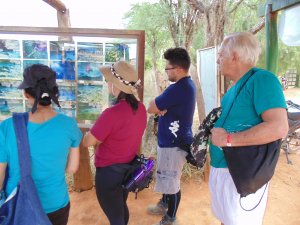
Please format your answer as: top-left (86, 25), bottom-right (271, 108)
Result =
top-left (210, 32), bottom-right (289, 225)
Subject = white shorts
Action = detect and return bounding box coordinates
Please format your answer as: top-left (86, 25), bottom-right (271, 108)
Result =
top-left (154, 147), bottom-right (187, 194)
top-left (209, 166), bottom-right (269, 225)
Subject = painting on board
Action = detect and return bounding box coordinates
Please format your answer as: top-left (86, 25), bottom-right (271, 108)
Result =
top-left (77, 42), bottom-right (103, 62)
top-left (105, 43), bottom-right (129, 62)
top-left (50, 61), bottom-right (75, 80)
top-left (50, 41), bottom-right (75, 61)
top-left (0, 39), bottom-right (20, 59)
top-left (77, 101), bottom-right (101, 121)
top-left (59, 85), bottom-right (76, 101)
top-left (0, 80), bottom-right (22, 98)
top-left (0, 60), bottom-right (22, 79)
top-left (23, 60), bottom-right (48, 69)
top-left (77, 62), bottom-right (103, 81)
top-left (23, 40), bottom-right (48, 59)
top-left (0, 99), bottom-right (24, 117)
top-left (77, 83), bottom-right (102, 103)
top-left (53, 101), bottom-right (76, 118)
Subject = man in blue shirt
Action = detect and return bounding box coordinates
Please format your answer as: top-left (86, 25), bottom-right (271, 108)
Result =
top-left (147, 47), bottom-right (196, 225)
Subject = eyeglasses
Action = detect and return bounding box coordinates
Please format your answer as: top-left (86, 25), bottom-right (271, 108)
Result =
top-left (164, 67), bottom-right (177, 71)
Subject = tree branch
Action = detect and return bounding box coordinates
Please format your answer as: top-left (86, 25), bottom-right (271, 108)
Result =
top-left (186, 0), bottom-right (206, 13)
top-left (228, 0), bottom-right (244, 14)
top-left (249, 18), bottom-right (265, 35)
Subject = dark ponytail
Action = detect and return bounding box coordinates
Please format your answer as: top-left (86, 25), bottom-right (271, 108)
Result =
top-left (116, 91), bottom-right (139, 112)
top-left (25, 78), bottom-right (60, 113)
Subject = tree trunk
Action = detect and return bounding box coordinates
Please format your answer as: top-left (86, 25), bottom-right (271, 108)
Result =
top-left (151, 36), bottom-right (161, 94)
top-left (190, 64), bottom-right (205, 122)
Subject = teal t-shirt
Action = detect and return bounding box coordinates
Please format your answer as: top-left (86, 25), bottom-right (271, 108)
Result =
top-left (210, 68), bottom-right (287, 168)
top-left (0, 113), bottom-right (82, 213)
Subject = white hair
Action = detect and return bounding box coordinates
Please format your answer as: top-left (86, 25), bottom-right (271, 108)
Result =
top-left (222, 32), bottom-right (261, 66)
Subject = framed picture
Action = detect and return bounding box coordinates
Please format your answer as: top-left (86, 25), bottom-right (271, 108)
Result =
top-left (0, 99), bottom-right (24, 117)
top-left (23, 59), bottom-right (48, 69)
top-left (0, 39), bottom-right (20, 59)
top-left (105, 43), bottom-right (129, 62)
top-left (59, 85), bottom-right (76, 101)
top-left (50, 61), bottom-right (75, 80)
top-left (53, 101), bottom-right (76, 118)
top-left (0, 27), bottom-right (144, 121)
top-left (0, 59), bottom-right (22, 79)
top-left (77, 101), bottom-right (101, 121)
top-left (77, 62), bottom-right (103, 81)
top-left (23, 40), bottom-right (48, 59)
top-left (0, 80), bottom-right (22, 98)
top-left (50, 41), bottom-right (75, 61)
top-left (77, 83), bottom-right (102, 103)
top-left (77, 42), bottom-right (103, 62)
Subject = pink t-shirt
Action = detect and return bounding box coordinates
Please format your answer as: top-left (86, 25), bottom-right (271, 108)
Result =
top-left (91, 100), bottom-right (147, 167)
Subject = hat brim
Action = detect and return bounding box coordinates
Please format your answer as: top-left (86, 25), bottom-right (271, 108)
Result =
top-left (99, 65), bottom-right (133, 94)
top-left (17, 81), bottom-right (29, 89)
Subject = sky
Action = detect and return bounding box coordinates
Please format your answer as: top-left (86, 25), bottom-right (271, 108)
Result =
top-left (0, 0), bottom-right (156, 29)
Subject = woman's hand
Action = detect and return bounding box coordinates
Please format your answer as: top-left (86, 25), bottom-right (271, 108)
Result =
top-left (0, 163), bottom-right (7, 190)
top-left (66, 148), bottom-right (80, 174)
top-left (83, 131), bottom-right (101, 148)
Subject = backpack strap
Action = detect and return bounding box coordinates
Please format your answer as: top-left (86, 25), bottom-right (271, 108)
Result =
top-left (12, 112), bottom-right (31, 180)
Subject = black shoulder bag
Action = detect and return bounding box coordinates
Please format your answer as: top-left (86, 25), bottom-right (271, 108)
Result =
top-left (221, 71), bottom-right (281, 210)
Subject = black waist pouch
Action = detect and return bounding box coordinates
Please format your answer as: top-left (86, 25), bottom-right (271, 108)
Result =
top-left (223, 139), bottom-right (281, 198)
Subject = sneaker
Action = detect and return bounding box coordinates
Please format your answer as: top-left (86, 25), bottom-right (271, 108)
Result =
top-left (147, 199), bottom-right (168, 215)
top-left (153, 215), bottom-right (177, 225)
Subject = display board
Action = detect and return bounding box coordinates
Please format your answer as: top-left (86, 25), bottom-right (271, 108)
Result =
top-left (0, 27), bottom-right (145, 122)
top-left (197, 46), bottom-right (218, 115)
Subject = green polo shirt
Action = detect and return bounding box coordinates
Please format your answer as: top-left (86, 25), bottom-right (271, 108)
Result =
top-left (210, 67), bottom-right (287, 168)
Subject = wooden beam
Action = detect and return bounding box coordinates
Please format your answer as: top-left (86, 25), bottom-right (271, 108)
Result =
top-left (43, 0), bottom-right (67, 13)
top-left (265, 4), bottom-right (279, 73)
top-left (0, 26), bottom-right (144, 39)
top-left (258, 0), bottom-right (300, 16)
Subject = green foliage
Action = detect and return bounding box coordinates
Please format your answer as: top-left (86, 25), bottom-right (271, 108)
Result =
top-left (226, 0), bottom-right (264, 34)
top-left (144, 57), bottom-right (153, 70)
top-left (124, 2), bottom-right (172, 73)
top-left (124, 0), bottom-right (300, 82)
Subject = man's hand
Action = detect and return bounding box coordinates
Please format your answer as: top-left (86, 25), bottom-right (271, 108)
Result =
top-left (157, 109), bottom-right (167, 116)
top-left (147, 99), bottom-right (167, 115)
top-left (211, 128), bottom-right (228, 147)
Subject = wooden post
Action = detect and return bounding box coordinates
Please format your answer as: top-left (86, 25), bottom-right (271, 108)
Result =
top-left (265, 4), bottom-right (279, 73)
top-left (73, 126), bottom-right (94, 192)
top-left (57, 9), bottom-right (73, 42)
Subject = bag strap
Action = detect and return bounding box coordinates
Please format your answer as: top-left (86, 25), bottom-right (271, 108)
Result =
top-left (221, 69), bottom-right (256, 127)
top-left (12, 112), bottom-right (31, 179)
top-left (239, 183), bottom-right (268, 211)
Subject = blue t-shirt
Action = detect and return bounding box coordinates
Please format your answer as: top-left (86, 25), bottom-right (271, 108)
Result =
top-left (0, 113), bottom-right (82, 213)
top-left (155, 76), bottom-right (196, 148)
top-left (210, 68), bottom-right (287, 168)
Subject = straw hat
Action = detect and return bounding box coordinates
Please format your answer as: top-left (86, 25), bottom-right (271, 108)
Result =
top-left (99, 61), bottom-right (141, 100)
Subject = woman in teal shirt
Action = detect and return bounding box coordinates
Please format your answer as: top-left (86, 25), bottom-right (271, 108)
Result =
top-left (0, 64), bottom-right (82, 225)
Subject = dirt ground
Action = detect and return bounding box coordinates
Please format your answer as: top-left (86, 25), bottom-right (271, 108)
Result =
top-left (68, 88), bottom-right (300, 225)
top-left (68, 151), bottom-right (300, 225)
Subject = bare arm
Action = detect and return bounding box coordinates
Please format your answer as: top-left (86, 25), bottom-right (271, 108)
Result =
top-left (82, 131), bottom-right (102, 148)
top-left (211, 108), bottom-right (289, 147)
top-left (66, 147), bottom-right (80, 174)
top-left (0, 163), bottom-right (7, 190)
top-left (147, 99), bottom-right (167, 116)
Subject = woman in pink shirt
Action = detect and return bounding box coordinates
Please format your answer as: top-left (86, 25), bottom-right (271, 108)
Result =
top-left (83, 61), bottom-right (147, 225)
